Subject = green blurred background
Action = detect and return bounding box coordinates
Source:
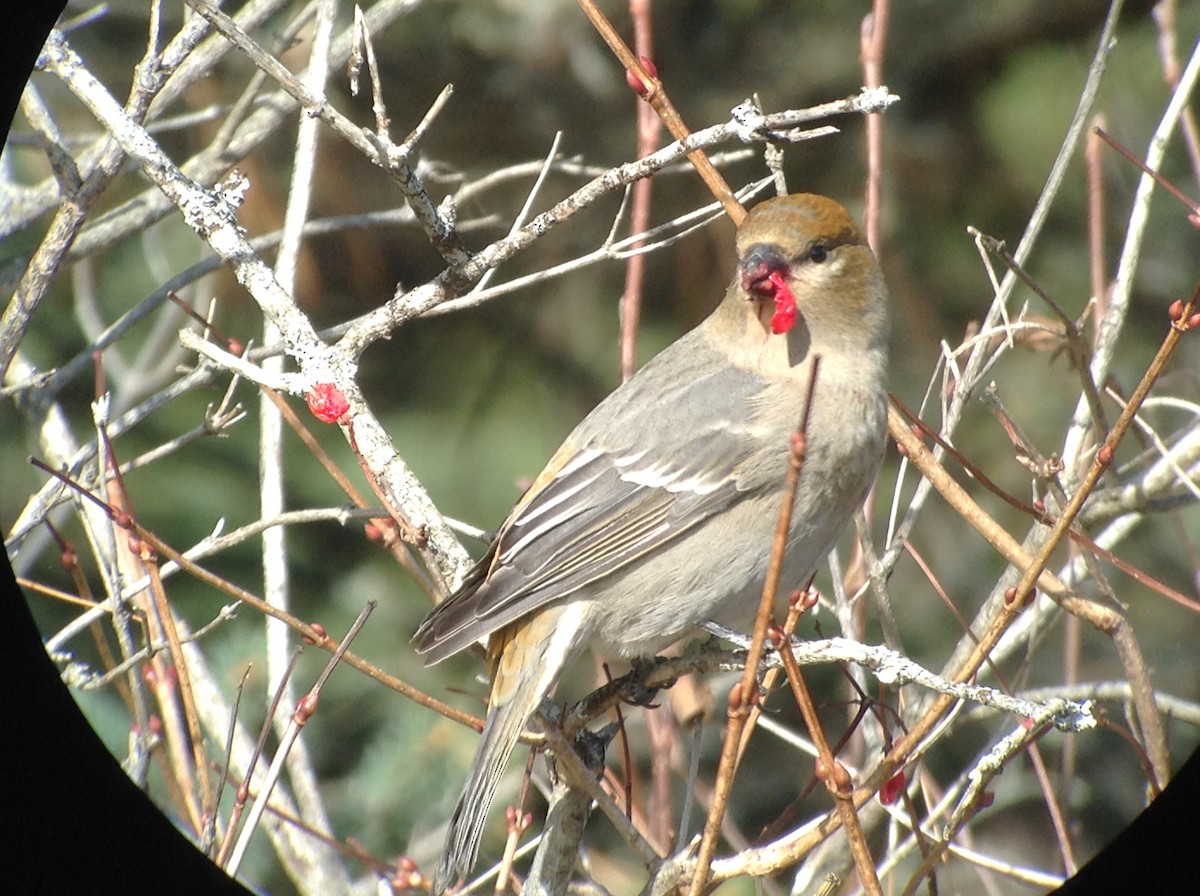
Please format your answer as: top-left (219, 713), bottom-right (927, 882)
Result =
top-left (3, 1), bottom-right (1198, 893)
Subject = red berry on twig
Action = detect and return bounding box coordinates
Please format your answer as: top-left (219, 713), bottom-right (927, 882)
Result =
top-left (306, 383), bottom-right (350, 423)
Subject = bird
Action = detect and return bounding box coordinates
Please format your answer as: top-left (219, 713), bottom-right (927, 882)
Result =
top-left (413, 192), bottom-right (891, 893)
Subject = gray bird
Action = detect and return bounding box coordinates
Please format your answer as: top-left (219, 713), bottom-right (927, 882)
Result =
top-left (414, 193), bottom-right (891, 893)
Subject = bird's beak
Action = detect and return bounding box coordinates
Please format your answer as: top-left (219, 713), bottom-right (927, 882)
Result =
top-left (739, 243), bottom-right (790, 297)
top-left (739, 243), bottom-right (800, 336)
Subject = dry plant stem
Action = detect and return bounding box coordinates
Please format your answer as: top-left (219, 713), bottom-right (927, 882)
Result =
top-left (898, 785), bottom-right (937, 896)
top-left (259, 385), bottom-right (434, 595)
top-left (0, 3), bottom-right (176, 376)
top-left (434, 175), bottom-right (772, 320)
top-left (19, 409), bottom-right (348, 886)
top-left (1087, 118), bottom-right (1109, 334)
top-left (139, 522), bottom-right (478, 726)
top-left (496, 799), bottom-right (532, 892)
top-left (1091, 126), bottom-right (1200, 214)
top-left (895, 392), bottom-right (1198, 612)
top-left (565, 637), bottom-right (1095, 746)
top-left (1064, 35), bottom-right (1200, 477)
top-left (342, 92), bottom-right (890, 346)
top-left (775, 642), bottom-right (881, 896)
top-left (982, 389), bottom-right (1101, 861)
top-left (1, 0), bottom-right (292, 238)
top-left (898, 719), bottom-right (1066, 896)
top-left (1022, 734), bottom-right (1078, 874)
top-left (734, 583), bottom-right (813, 767)
top-left (6, 360), bottom-right (221, 537)
top-left (98, 412), bottom-right (211, 832)
top-left (226, 601), bottom-right (376, 875)
top-left (877, 30), bottom-right (1120, 600)
top-left (646, 705), bottom-right (678, 853)
top-left (972, 231), bottom-right (1109, 439)
top-left (226, 789), bottom-right (399, 880)
top-left (885, 277), bottom-right (1196, 788)
top-left (618, 0), bottom-right (662, 383)
top-left (1152, 0), bottom-right (1200, 178)
top-left (860, 0), bottom-right (890, 253)
top-left (345, 421), bottom-right (428, 548)
top-left (0, 0), bottom-right (412, 300)
top-left (689, 360), bottom-right (821, 896)
top-left (22, 471), bottom-right (479, 729)
top-left (56, 603), bottom-right (239, 694)
top-left (349, 6), bottom-right (391, 137)
top-left (622, 0), bottom-right (671, 851)
top-left (36, 26), bottom-right (473, 593)
top-left (216, 650), bottom-right (302, 868)
top-left (47, 463), bottom-right (476, 729)
top-left (183, 0), bottom-right (469, 271)
top-left (261, 0), bottom-right (339, 850)
top-left (600, 763), bottom-right (662, 853)
top-left (884, 408), bottom-right (1100, 619)
top-left (540, 725), bottom-right (660, 867)
top-left (896, 0), bottom-right (1122, 550)
top-left (576, 0), bottom-right (746, 225)
top-left (208, 664), bottom-right (253, 856)
top-left (496, 754), bottom-right (537, 893)
top-left (525, 776), bottom-right (592, 896)
top-left (141, 544), bottom-right (213, 832)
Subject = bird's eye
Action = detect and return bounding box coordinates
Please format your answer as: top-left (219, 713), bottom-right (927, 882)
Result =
top-left (808, 245), bottom-right (829, 264)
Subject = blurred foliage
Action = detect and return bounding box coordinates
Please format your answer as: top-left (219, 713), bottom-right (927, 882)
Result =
top-left (3, 0), bottom-right (1199, 893)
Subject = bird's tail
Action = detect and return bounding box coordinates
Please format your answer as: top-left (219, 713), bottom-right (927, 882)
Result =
top-left (430, 605), bottom-right (580, 894)
top-left (429, 693), bottom-right (531, 894)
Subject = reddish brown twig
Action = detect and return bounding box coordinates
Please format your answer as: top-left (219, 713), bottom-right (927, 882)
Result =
top-left (689, 358), bottom-right (821, 896)
top-left (575, 0), bottom-right (746, 226)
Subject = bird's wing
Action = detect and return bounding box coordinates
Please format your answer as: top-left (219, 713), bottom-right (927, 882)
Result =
top-left (414, 358), bottom-right (782, 663)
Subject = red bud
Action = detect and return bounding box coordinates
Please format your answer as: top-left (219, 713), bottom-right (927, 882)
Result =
top-left (727, 681), bottom-right (744, 713)
top-left (295, 692), bottom-right (319, 721)
top-left (624, 55), bottom-right (658, 97)
top-left (815, 757), bottom-right (853, 794)
top-left (396, 856), bottom-right (418, 874)
top-left (879, 770), bottom-right (906, 805)
top-left (766, 624), bottom-right (786, 648)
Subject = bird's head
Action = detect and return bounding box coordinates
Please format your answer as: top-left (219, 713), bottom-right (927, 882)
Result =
top-left (730, 193), bottom-right (889, 356)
